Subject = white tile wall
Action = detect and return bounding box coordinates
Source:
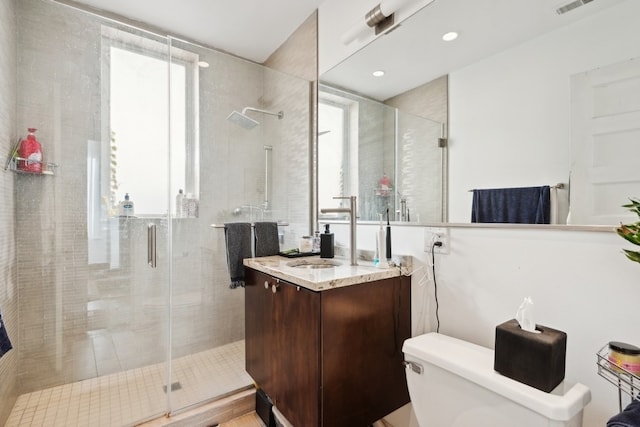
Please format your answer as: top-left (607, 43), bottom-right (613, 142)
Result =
top-left (0, 0), bottom-right (19, 425)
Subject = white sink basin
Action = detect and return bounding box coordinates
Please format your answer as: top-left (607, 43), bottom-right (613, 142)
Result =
top-left (286, 259), bottom-right (342, 269)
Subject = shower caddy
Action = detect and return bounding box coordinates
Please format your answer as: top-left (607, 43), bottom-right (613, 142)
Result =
top-left (5, 136), bottom-right (58, 175)
top-left (596, 343), bottom-right (640, 411)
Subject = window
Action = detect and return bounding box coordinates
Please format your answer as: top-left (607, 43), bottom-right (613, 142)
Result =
top-left (88, 28), bottom-right (200, 264)
top-left (102, 27), bottom-right (199, 216)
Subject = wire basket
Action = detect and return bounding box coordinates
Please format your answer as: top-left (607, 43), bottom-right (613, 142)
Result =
top-left (597, 343), bottom-right (640, 411)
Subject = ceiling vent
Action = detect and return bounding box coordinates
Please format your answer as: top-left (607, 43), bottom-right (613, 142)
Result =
top-left (556, 0), bottom-right (595, 14)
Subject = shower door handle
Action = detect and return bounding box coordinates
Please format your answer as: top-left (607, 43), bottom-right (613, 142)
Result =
top-left (148, 223), bottom-right (157, 268)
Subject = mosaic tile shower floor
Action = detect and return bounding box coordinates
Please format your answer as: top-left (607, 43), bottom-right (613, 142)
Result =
top-left (5, 340), bottom-right (252, 427)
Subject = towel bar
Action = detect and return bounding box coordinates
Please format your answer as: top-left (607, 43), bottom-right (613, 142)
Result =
top-left (467, 183), bottom-right (566, 192)
top-left (210, 222), bottom-right (289, 229)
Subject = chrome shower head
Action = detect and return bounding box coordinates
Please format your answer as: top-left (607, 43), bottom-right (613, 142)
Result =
top-left (226, 110), bottom-right (260, 129)
top-left (226, 106), bottom-right (284, 130)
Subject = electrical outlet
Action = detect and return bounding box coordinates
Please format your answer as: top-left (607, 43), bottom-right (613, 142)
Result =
top-left (424, 227), bottom-right (450, 254)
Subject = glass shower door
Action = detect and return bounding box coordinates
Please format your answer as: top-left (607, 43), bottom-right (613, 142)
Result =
top-left (14, 1), bottom-right (173, 424)
top-left (164, 37), bottom-right (256, 415)
top-left (95, 24), bottom-right (174, 423)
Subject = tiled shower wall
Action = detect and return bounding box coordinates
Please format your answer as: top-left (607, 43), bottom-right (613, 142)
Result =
top-left (386, 76), bottom-right (449, 221)
top-left (0, 0), bottom-right (19, 424)
top-left (16, 0), bottom-right (115, 392)
top-left (13, 0), bottom-right (309, 407)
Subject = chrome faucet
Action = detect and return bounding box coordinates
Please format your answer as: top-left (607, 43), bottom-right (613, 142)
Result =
top-left (320, 196), bottom-right (357, 266)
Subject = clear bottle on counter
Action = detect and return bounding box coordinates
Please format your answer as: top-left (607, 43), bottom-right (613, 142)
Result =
top-left (312, 231), bottom-right (321, 253)
top-left (299, 236), bottom-right (313, 253)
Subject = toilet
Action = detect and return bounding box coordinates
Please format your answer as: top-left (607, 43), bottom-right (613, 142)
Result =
top-left (402, 333), bottom-right (591, 427)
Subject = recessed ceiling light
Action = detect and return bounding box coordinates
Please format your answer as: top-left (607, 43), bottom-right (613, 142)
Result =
top-left (442, 32), bottom-right (458, 42)
top-left (198, 61), bottom-right (210, 68)
top-left (372, 70), bottom-right (385, 77)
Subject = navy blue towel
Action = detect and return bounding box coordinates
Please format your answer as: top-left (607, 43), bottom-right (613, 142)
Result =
top-left (471, 186), bottom-right (551, 224)
top-left (0, 311), bottom-right (13, 359)
top-left (224, 222), bottom-right (252, 289)
top-left (254, 222), bottom-right (280, 257)
top-left (608, 398), bottom-right (640, 427)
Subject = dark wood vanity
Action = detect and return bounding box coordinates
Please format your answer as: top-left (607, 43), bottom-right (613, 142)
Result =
top-left (245, 266), bottom-right (411, 427)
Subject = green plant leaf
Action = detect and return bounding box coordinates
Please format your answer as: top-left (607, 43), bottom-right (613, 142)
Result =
top-left (623, 249), bottom-right (640, 264)
top-left (616, 224), bottom-right (640, 246)
top-left (618, 198), bottom-right (640, 264)
top-left (622, 198), bottom-right (640, 217)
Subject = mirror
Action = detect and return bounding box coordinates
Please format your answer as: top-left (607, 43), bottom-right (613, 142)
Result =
top-left (318, 84), bottom-right (445, 223)
top-left (319, 0), bottom-right (640, 226)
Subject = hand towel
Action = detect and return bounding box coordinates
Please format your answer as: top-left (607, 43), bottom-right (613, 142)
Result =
top-left (471, 186), bottom-right (550, 224)
top-left (224, 222), bottom-right (252, 289)
top-left (254, 222), bottom-right (280, 257)
top-left (608, 398), bottom-right (640, 427)
top-left (0, 310), bottom-right (13, 359)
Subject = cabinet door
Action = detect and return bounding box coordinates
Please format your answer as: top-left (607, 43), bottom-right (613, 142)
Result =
top-left (273, 280), bottom-right (321, 427)
top-left (245, 268), bottom-right (276, 394)
top-left (321, 276), bottom-right (411, 426)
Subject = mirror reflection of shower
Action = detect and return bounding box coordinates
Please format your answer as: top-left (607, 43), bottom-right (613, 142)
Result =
top-left (226, 106), bottom-right (284, 129)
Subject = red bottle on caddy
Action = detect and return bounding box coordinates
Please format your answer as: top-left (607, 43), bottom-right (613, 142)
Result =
top-left (18, 128), bottom-right (43, 173)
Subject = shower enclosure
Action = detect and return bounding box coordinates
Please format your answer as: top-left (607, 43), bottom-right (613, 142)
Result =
top-left (4, 0), bottom-right (310, 425)
top-left (318, 84), bottom-right (445, 223)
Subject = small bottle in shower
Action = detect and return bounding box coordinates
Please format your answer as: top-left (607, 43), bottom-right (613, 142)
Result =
top-left (176, 189), bottom-right (184, 218)
top-left (120, 193), bottom-right (134, 217)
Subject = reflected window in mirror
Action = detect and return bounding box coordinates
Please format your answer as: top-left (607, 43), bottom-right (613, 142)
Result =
top-left (318, 96), bottom-right (357, 216)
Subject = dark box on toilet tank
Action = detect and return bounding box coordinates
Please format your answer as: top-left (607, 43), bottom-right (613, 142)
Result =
top-left (494, 319), bottom-right (566, 393)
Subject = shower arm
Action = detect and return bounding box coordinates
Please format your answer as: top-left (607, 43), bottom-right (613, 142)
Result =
top-left (242, 107), bottom-right (284, 119)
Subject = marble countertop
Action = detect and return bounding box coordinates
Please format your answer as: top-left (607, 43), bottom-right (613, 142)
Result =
top-left (243, 255), bottom-right (403, 291)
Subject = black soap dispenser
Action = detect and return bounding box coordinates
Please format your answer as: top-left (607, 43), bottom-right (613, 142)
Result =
top-left (320, 224), bottom-right (334, 258)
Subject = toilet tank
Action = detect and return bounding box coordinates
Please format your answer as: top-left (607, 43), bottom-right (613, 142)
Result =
top-left (402, 333), bottom-right (591, 427)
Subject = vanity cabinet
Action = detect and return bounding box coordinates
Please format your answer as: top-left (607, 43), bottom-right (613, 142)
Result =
top-left (245, 267), bottom-right (411, 427)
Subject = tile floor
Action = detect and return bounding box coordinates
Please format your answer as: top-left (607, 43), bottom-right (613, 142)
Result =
top-left (5, 340), bottom-right (253, 427)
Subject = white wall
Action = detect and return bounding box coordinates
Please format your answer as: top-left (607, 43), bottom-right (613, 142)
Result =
top-left (439, 6), bottom-right (640, 423)
top-left (448, 0), bottom-right (640, 223)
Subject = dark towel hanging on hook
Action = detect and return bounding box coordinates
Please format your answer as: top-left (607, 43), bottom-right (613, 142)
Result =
top-left (224, 222), bottom-right (252, 289)
top-left (254, 222), bottom-right (280, 257)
